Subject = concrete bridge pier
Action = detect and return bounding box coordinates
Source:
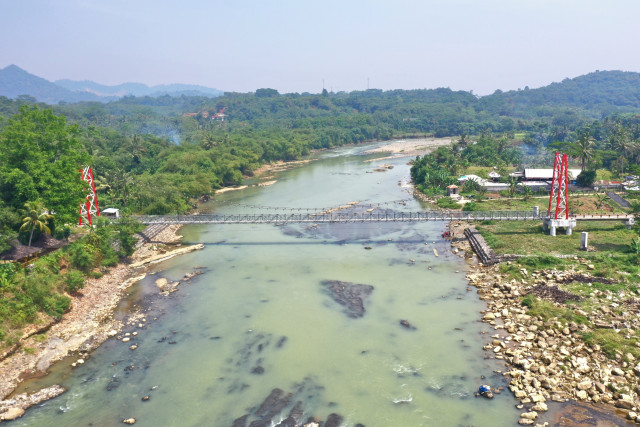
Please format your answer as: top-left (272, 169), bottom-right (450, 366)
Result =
top-left (626, 217), bottom-right (636, 229)
top-left (543, 218), bottom-right (577, 236)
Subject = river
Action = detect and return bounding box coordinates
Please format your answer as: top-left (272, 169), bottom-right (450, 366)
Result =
top-left (16, 143), bottom-right (519, 426)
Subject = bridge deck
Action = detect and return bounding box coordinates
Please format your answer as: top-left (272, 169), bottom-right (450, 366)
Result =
top-left (134, 211), bottom-right (634, 225)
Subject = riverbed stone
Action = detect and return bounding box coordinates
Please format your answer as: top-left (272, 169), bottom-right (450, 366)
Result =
top-left (531, 402), bottom-right (548, 412)
top-left (483, 312), bottom-right (496, 321)
top-left (615, 399), bottom-right (635, 410)
top-left (2, 407), bottom-right (25, 421)
top-left (530, 394), bottom-right (545, 403)
top-left (577, 380), bottom-right (592, 391)
top-left (520, 411), bottom-right (537, 420)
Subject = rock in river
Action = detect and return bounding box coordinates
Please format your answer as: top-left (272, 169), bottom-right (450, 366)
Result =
top-left (321, 280), bottom-right (374, 318)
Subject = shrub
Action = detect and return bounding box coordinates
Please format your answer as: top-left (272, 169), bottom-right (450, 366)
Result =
top-left (68, 243), bottom-right (96, 272)
top-left (521, 294), bottom-right (535, 308)
top-left (576, 170), bottom-right (597, 187)
top-left (53, 226), bottom-right (71, 240)
top-left (436, 197), bottom-right (460, 209)
top-left (462, 202), bottom-right (479, 211)
top-left (65, 270), bottom-right (85, 294)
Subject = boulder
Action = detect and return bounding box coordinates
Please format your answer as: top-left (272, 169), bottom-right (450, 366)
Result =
top-left (532, 402), bottom-right (548, 412)
top-left (530, 394), bottom-right (545, 403)
top-left (615, 399), bottom-right (635, 410)
top-left (520, 411), bottom-right (537, 420)
top-left (2, 407), bottom-right (25, 421)
top-left (577, 380), bottom-right (592, 391)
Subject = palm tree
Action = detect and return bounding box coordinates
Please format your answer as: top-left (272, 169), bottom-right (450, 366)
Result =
top-left (609, 124), bottom-right (638, 175)
top-left (20, 200), bottom-right (54, 247)
top-left (457, 132), bottom-right (469, 150)
top-left (571, 129), bottom-right (596, 171)
top-left (507, 176), bottom-right (519, 197)
top-left (202, 133), bottom-right (217, 150)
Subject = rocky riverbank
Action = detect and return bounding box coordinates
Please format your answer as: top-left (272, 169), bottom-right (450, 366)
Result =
top-left (0, 225), bottom-right (203, 421)
top-left (449, 221), bottom-right (640, 425)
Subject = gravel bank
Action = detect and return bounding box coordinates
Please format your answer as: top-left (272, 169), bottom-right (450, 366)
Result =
top-left (0, 225), bottom-right (203, 419)
top-left (449, 221), bottom-right (640, 425)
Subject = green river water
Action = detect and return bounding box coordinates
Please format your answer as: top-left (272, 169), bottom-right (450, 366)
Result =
top-left (15, 143), bottom-right (520, 426)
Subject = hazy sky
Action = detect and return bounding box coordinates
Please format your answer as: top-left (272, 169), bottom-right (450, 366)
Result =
top-left (2, 0), bottom-right (640, 95)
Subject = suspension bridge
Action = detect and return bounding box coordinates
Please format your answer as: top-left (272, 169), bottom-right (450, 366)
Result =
top-left (133, 209), bottom-right (634, 226)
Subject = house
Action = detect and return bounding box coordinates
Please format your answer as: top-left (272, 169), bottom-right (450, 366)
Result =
top-left (457, 174), bottom-right (487, 184)
top-left (447, 185), bottom-right (459, 196)
top-left (101, 208), bottom-right (120, 219)
top-left (521, 169), bottom-right (582, 181)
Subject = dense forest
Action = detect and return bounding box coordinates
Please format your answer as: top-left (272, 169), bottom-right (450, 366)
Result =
top-left (1, 70), bottom-right (640, 244)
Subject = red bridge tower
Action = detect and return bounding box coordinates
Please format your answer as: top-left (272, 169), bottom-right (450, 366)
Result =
top-left (79, 166), bottom-right (100, 226)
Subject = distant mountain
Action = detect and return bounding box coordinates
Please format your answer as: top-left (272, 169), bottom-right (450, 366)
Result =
top-left (0, 65), bottom-right (222, 104)
top-left (0, 65), bottom-right (102, 104)
top-left (55, 79), bottom-right (223, 98)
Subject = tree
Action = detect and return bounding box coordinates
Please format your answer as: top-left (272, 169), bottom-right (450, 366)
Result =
top-left (571, 129), bottom-right (596, 171)
top-left (594, 193), bottom-right (608, 211)
top-left (576, 170), bottom-right (597, 187)
top-left (507, 176), bottom-right (519, 197)
top-left (0, 106), bottom-right (90, 224)
top-left (629, 200), bottom-right (640, 219)
top-left (630, 235), bottom-right (640, 265)
top-left (520, 183), bottom-right (533, 201)
top-left (19, 200), bottom-right (53, 246)
top-left (608, 124), bottom-right (637, 175)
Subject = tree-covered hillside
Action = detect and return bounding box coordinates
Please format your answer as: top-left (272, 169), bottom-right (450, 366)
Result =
top-left (1, 69), bottom-right (640, 232)
top-left (480, 70), bottom-right (640, 119)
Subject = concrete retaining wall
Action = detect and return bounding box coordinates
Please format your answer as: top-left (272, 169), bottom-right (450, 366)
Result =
top-left (464, 226), bottom-right (499, 265)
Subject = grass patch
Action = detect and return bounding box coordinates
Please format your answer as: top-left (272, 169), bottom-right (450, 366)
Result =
top-left (436, 197), bottom-right (461, 209)
top-left (522, 295), bottom-right (590, 325)
top-left (472, 193), bottom-right (627, 214)
top-left (515, 254), bottom-right (569, 270)
top-left (33, 333), bottom-right (47, 343)
top-left (476, 221), bottom-right (636, 256)
top-left (472, 197), bottom-right (544, 212)
top-left (561, 281), bottom-right (633, 297)
top-left (581, 329), bottom-right (640, 359)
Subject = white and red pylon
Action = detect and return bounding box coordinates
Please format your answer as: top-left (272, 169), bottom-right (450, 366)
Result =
top-left (79, 166), bottom-right (100, 226)
top-left (547, 152), bottom-right (569, 220)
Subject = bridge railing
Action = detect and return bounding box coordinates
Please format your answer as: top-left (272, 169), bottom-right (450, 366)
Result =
top-left (133, 210), bottom-right (550, 225)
